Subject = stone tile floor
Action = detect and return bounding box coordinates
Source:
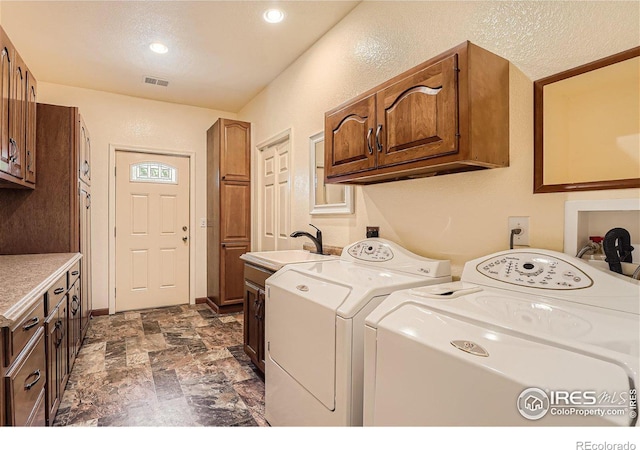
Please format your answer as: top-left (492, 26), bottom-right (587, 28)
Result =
top-left (53, 303), bottom-right (266, 427)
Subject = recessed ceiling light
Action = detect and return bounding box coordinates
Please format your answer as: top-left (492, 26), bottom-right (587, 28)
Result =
top-left (263, 8), bottom-right (285, 24)
top-left (149, 42), bottom-right (168, 54)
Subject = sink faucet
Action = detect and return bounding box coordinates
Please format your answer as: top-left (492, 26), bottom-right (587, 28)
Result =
top-left (290, 224), bottom-right (323, 254)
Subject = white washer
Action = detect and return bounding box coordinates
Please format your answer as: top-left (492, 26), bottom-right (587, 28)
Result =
top-left (363, 248), bottom-right (640, 426)
top-left (264, 238), bottom-right (451, 426)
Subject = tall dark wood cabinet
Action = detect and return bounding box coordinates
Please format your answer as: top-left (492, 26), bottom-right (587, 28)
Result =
top-left (206, 118), bottom-right (251, 314)
top-left (0, 103), bottom-right (92, 336)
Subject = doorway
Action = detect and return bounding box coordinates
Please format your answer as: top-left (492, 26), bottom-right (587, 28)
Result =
top-left (113, 149), bottom-right (191, 312)
top-left (257, 130), bottom-right (291, 251)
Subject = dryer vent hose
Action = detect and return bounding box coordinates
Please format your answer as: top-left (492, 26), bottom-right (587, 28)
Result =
top-left (602, 228), bottom-right (634, 274)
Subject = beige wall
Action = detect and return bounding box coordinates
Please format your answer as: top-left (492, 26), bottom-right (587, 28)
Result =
top-left (38, 83), bottom-right (235, 310)
top-left (238, 1), bottom-right (640, 277)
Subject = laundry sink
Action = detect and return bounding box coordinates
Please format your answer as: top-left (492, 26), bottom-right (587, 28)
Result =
top-left (240, 249), bottom-right (336, 272)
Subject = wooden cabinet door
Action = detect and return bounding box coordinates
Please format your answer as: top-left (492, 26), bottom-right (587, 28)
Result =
top-left (220, 242), bottom-right (250, 306)
top-left (220, 119), bottom-right (250, 182)
top-left (325, 94), bottom-right (377, 178)
top-left (57, 297), bottom-right (68, 391)
top-left (8, 52), bottom-right (25, 179)
top-left (79, 186), bottom-right (92, 338)
top-left (376, 54), bottom-right (459, 168)
top-left (243, 281), bottom-right (261, 369)
top-left (45, 306), bottom-right (60, 424)
top-left (45, 297), bottom-right (68, 426)
top-left (0, 36), bottom-right (11, 175)
top-left (24, 71), bottom-right (36, 184)
top-left (220, 181), bottom-right (251, 242)
top-left (79, 115), bottom-right (91, 185)
top-left (68, 280), bottom-right (81, 370)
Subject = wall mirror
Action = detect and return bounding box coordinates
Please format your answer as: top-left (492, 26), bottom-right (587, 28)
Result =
top-left (534, 47), bottom-right (640, 193)
top-left (309, 131), bottom-right (354, 214)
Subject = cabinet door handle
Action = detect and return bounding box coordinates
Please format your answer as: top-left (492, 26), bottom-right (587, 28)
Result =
top-left (9, 138), bottom-right (16, 162)
top-left (55, 320), bottom-right (65, 346)
top-left (22, 317), bottom-right (39, 331)
top-left (71, 270), bottom-right (79, 276)
top-left (54, 287), bottom-right (65, 295)
top-left (24, 369), bottom-right (41, 391)
top-left (71, 295), bottom-right (80, 315)
top-left (253, 298), bottom-right (260, 319)
top-left (375, 125), bottom-right (383, 152)
top-left (366, 128), bottom-right (373, 155)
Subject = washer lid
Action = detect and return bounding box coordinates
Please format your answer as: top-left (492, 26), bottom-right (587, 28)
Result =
top-left (270, 259), bottom-right (450, 318)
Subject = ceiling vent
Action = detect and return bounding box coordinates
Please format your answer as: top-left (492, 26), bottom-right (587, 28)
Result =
top-left (143, 76), bottom-right (169, 87)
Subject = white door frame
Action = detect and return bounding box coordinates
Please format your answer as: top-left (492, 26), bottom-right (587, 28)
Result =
top-left (108, 144), bottom-right (197, 315)
top-left (253, 128), bottom-right (292, 251)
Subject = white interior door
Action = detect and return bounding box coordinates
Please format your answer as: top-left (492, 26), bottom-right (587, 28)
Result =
top-left (115, 151), bottom-right (190, 312)
top-left (259, 135), bottom-right (290, 251)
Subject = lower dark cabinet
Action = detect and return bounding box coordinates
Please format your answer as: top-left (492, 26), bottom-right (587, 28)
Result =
top-left (3, 329), bottom-right (46, 426)
top-left (243, 263), bottom-right (273, 375)
top-left (45, 295), bottom-right (68, 426)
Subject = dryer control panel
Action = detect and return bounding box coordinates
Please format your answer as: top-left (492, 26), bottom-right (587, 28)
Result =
top-left (347, 240), bottom-right (394, 262)
top-left (476, 252), bottom-right (593, 290)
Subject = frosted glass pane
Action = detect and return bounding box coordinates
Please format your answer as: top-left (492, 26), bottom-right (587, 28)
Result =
top-left (130, 162), bottom-right (178, 184)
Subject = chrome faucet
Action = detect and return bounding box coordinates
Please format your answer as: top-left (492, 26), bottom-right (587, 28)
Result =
top-left (290, 224), bottom-right (323, 254)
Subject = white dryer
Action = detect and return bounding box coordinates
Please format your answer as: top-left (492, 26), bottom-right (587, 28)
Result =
top-left (363, 249), bottom-right (639, 426)
top-left (264, 238), bottom-right (451, 426)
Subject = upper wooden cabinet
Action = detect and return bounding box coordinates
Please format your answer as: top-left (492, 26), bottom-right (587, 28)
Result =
top-left (325, 94), bottom-right (376, 178)
top-left (0, 25), bottom-right (37, 189)
top-left (325, 41), bottom-right (509, 184)
top-left (218, 119), bottom-right (250, 182)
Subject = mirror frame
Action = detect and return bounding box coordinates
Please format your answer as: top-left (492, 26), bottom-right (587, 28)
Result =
top-left (309, 131), bottom-right (354, 215)
top-left (533, 46), bottom-right (640, 193)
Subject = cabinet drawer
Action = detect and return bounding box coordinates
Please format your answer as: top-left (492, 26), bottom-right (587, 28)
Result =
top-left (4, 297), bottom-right (45, 367)
top-left (46, 273), bottom-right (67, 315)
top-left (68, 261), bottom-right (80, 288)
top-left (244, 263), bottom-right (274, 288)
top-left (5, 329), bottom-right (46, 426)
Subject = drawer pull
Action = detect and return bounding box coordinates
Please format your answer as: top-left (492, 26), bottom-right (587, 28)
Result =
top-left (24, 369), bottom-right (41, 390)
top-left (54, 287), bottom-right (65, 295)
top-left (22, 317), bottom-right (39, 331)
top-left (71, 270), bottom-right (79, 276)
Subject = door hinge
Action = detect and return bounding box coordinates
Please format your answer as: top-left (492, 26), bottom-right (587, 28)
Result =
top-left (114, 167), bottom-right (116, 177)
top-left (114, 227), bottom-right (116, 237)
top-left (114, 288), bottom-right (116, 298)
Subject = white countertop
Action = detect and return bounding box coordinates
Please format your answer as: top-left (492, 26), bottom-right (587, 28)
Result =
top-left (240, 249), bottom-right (337, 272)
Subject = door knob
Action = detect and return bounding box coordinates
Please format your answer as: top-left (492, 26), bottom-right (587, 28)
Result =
top-left (182, 226), bottom-right (188, 231)
top-left (182, 236), bottom-right (188, 242)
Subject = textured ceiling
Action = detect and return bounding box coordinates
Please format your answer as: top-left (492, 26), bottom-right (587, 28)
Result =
top-left (1, 1), bottom-right (360, 112)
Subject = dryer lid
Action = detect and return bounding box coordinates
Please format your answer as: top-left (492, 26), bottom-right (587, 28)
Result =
top-left (374, 303), bottom-right (635, 426)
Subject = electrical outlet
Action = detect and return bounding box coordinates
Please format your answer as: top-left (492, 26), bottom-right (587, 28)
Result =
top-left (508, 216), bottom-right (529, 246)
top-left (200, 218), bottom-right (207, 228)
